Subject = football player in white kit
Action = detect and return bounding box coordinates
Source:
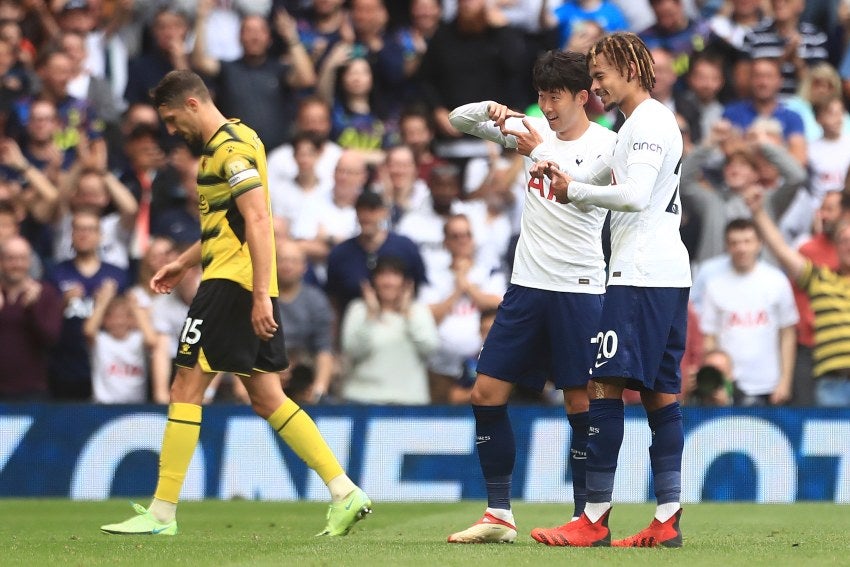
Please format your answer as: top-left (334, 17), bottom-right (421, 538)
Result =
top-left (529, 32), bottom-right (692, 548)
top-left (445, 50), bottom-right (617, 544)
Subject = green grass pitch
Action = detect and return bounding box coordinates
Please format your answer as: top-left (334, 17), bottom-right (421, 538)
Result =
top-left (2, 500), bottom-right (847, 566)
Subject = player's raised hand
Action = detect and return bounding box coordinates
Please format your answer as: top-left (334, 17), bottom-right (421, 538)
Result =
top-left (529, 159), bottom-right (558, 179)
top-left (487, 102), bottom-right (524, 130)
top-left (503, 118), bottom-right (543, 157)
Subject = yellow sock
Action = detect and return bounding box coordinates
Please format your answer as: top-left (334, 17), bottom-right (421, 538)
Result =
top-left (268, 398), bottom-right (344, 484)
top-left (153, 403), bottom-right (202, 504)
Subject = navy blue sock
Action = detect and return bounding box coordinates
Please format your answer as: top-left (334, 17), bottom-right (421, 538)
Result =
top-left (472, 404), bottom-right (514, 510)
top-left (585, 398), bottom-right (624, 504)
top-left (567, 411), bottom-right (589, 517)
top-left (647, 402), bottom-right (684, 505)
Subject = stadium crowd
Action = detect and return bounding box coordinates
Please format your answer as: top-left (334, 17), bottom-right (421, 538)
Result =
top-left (1, 0), bottom-right (849, 407)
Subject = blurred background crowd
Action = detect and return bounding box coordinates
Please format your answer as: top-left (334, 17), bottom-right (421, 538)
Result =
top-left (1, 0), bottom-right (849, 408)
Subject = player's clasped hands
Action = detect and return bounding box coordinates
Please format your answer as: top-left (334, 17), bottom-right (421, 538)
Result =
top-left (530, 160), bottom-right (572, 204)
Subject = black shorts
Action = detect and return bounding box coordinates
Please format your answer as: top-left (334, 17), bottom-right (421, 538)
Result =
top-left (174, 279), bottom-right (288, 376)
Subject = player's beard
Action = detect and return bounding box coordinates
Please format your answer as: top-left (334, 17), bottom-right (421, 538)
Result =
top-left (180, 129), bottom-right (205, 154)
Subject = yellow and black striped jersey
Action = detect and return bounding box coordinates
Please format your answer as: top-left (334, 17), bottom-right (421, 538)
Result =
top-left (800, 261), bottom-right (850, 378)
top-left (196, 119), bottom-right (278, 296)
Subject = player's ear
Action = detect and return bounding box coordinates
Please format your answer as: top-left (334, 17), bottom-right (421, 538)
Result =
top-left (576, 89), bottom-right (589, 106)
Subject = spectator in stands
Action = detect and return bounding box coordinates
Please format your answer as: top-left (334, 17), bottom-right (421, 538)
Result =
top-left (339, 254), bottom-right (438, 404)
top-left (277, 238), bottom-right (337, 403)
top-left (191, 0), bottom-right (316, 150)
top-left (370, 144), bottom-right (429, 227)
top-left (458, 142), bottom-right (517, 269)
top-left (59, 30), bottom-right (121, 129)
top-left (746, 187), bottom-right (850, 407)
top-left (706, 0), bottom-right (767, 99)
top-left (267, 95), bottom-right (343, 192)
top-left (416, 0), bottom-right (526, 158)
top-left (124, 7), bottom-right (190, 105)
top-left (115, 123), bottom-right (172, 260)
top-left (687, 349), bottom-right (733, 406)
top-left (0, 235), bottom-right (62, 400)
top-left (47, 209), bottom-right (129, 400)
top-left (0, 37), bottom-right (30, 101)
top-left (419, 213), bottom-right (505, 403)
top-left (743, 0), bottom-right (829, 97)
top-left (807, 96), bottom-right (850, 205)
top-left (790, 190), bottom-right (840, 406)
top-left (397, 162), bottom-right (481, 279)
top-left (0, 199), bottom-right (42, 277)
top-left (17, 47), bottom-right (106, 163)
top-left (708, 0), bottom-right (766, 57)
top-left (345, 0), bottom-right (406, 115)
top-left (639, 0), bottom-right (711, 80)
top-left (398, 105), bottom-right (446, 182)
top-left (0, 135), bottom-right (60, 230)
top-left (56, 0), bottom-right (132, 108)
top-left (270, 131), bottom-right (333, 234)
top-left (147, 139), bottom-right (200, 248)
top-left (84, 278), bottom-right (158, 403)
top-left (18, 98), bottom-right (72, 187)
top-left (395, 0), bottom-right (442, 97)
top-left (683, 51), bottom-right (726, 145)
top-left (722, 56), bottom-right (808, 165)
top-left (550, 0), bottom-right (628, 51)
top-left (681, 119), bottom-right (805, 267)
top-left (786, 63), bottom-right (850, 142)
top-left (292, 0), bottom-right (347, 72)
top-left (325, 189), bottom-right (427, 326)
top-left (53, 150), bottom-right (138, 272)
top-left (699, 218), bottom-right (798, 406)
top-left (108, 102), bottom-right (162, 172)
top-left (292, 149), bottom-right (368, 276)
top-left (318, 54), bottom-right (392, 164)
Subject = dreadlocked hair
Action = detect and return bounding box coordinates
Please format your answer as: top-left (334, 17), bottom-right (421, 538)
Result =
top-left (588, 32), bottom-right (656, 92)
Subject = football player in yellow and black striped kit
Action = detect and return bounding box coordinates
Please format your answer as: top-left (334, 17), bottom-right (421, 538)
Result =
top-left (101, 70), bottom-right (371, 537)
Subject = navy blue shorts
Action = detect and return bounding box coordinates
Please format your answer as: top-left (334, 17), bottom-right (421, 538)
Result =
top-left (589, 286), bottom-right (689, 394)
top-left (477, 284), bottom-right (604, 391)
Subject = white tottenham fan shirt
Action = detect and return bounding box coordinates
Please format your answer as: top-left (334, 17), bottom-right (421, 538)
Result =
top-left (567, 98), bottom-right (692, 288)
top-left (450, 101), bottom-right (616, 293)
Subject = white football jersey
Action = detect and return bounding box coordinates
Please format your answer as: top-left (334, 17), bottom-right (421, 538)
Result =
top-left (449, 101), bottom-right (616, 293)
top-left (569, 98), bottom-right (691, 287)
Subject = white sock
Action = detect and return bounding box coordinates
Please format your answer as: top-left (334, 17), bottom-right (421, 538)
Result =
top-left (327, 474), bottom-right (358, 502)
top-left (583, 502), bottom-right (611, 523)
top-left (485, 507), bottom-right (515, 525)
top-left (655, 502), bottom-right (680, 523)
top-left (148, 498), bottom-right (177, 523)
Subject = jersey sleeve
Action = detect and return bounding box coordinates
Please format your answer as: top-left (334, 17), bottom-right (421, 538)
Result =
top-left (624, 110), bottom-right (668, 171)
top-left (219, 142), bottom-right (263, 198)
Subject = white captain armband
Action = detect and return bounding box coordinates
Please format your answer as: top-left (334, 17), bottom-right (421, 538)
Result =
top-left (227, 168), bottom-right (260, 187)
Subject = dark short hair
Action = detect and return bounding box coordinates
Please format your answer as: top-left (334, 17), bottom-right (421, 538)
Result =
top-left (150, 70), bottom-right (210, 108)
top-left (370, 255), bottom-right (408, 279)
top-left (532, 50), bottom-right (592, 94)
top-left (125, 123), bottom-right (161, 143)
top-left (724, 217), bottom-right (758, 238)
top-left (355, 190), bottom-right (385, 210)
